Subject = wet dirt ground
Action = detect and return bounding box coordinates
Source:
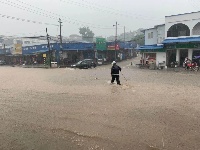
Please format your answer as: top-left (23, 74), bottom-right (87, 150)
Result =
top-left (1, 57), bottom-right (200, 150)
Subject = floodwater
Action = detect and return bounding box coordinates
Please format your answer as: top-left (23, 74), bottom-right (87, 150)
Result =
top-left (1, 58), bottom-right (200, 150)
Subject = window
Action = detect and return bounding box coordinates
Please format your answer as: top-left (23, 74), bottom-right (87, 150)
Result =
top-left (148, 33), bottom-right (151, 39)
top-left (151, 32), bottom-right (153, 38)
top-left (148, 32), bottom-right (154, 39)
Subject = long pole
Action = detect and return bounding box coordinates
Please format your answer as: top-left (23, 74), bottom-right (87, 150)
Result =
top-left (115, 21), bottom-right (117, 61)
top-left (124, 26), bottom-right (125, 43)
top-left (58, 18), bottom-right (62, 65)
top-left (46, 28), bottom-right (51, 68)
top-left (60, 19), bottom-right (62, 45)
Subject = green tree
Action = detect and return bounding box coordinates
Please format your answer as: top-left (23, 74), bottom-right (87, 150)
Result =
top-left (79, 27), bottom-right (95, 42)
top-left (132, 34), bottom-right (145, 46)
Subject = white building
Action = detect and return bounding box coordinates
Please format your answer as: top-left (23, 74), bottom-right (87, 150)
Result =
top-left (165, 11), bottom-right (200, 38)
top-left (139, 11), bottom-right (200, 68)
top-left (144, 24), bottom-right (165, 45)
top-left (164, 11), bottom-right (200, 66)
top-left (140, 24), bottom-right (166, 67)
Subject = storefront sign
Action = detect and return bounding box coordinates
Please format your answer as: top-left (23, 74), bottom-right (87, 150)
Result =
top-left (96, 38), bottom-right (106, 50)
top-left (107, 44), bottom-right (120, 50)
top-left (13, 44), bottom-right (22, 55)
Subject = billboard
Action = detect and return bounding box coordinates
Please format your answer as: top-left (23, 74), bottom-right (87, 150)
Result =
top-left (13, 44), bottom-right (22, 55)
top-left (96, 38), bottom-right (106, 50)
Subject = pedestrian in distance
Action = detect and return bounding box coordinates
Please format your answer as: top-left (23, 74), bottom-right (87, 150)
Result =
top-left (111, 61), bottom-right (122, 85)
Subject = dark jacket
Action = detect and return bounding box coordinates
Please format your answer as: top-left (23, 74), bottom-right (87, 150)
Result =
top-left (111, 65), bottom-right (121, 75)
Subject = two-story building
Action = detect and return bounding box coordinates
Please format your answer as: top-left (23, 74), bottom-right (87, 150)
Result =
top-left (139, 24), bottom-right (166, 67)
top-left (139, 11), bottom-right (200, 68)
top-left (163, 11), bottom-right (200, 66)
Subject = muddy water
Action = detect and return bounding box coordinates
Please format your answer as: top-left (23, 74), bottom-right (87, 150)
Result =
top-left (1, 61), bottom-right (200, 150)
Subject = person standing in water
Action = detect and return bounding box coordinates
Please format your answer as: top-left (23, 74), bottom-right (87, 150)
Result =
top-left (111, 61), bottom-right (122, 85)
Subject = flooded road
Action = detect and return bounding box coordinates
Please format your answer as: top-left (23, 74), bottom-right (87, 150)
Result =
top-left (1, 59), bottom-right (200, 150)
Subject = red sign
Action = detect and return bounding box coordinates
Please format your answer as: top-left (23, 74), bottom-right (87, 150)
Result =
top-left (107, 44), bottom-right (120, 50)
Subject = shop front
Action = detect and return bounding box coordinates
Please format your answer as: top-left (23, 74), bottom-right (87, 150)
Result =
top-left (163, 37), bottom-right (200, 67)
top-left (138, 44), bottom-right (166, 68)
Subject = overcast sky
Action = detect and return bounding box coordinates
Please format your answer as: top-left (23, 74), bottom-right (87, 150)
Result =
top-left (0, 0), bottom-right (199, 37)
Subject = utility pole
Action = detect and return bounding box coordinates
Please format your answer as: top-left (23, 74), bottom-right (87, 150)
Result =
top-left (124, 26), bottom-right (126, 43)
top-left (46, 28), bottom-right (51, 68)
top-left (58, 18), bottom-right (63, 65)
top-left (113, 22), bottom-right (119, 61)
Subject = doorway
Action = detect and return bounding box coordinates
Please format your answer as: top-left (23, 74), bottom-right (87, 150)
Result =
top-left (166, 50), bottom-right (176, 66)
top-left (180, 49), bottom-right (188, 66)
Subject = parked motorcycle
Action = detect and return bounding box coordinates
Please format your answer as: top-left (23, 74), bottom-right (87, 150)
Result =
top-left (185, 61), bottom-right (199, 71)
top-left (170, 61), bottom-right (178, 68)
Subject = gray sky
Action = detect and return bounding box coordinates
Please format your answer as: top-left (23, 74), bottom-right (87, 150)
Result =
top-left (0, 0), bottom-right (199, 38)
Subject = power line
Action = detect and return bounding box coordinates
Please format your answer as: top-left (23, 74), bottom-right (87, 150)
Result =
top-left (1, 0), bottom-right (163, 33)
top-left (14, 0), bottom-right (90, 26)
top-left (0, 0), bottom-right (57, 20)
top-left (59, 0), bottom-right (164, 21)
top-left (0, 0), bottom-right (146, 37)
top-left (0, 0), bottom-right (145, 39)
top-left (80, 0), bottom-right (163, 20)
top-left (0, 13), bottom-right (58, 26)
top-left (1, 0), bottom-right (115, 29)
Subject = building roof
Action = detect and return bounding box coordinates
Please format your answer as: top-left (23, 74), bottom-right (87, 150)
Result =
top-left (141, 27), bottom-right (156, 32)
top-left (154, 24), bottom-right (165, 28)
top-left (141, 24), bottom-right (165, 32)
top-left (166, 11), bottom-right (200, 18)
top-left (162, 36), bottom-right (200, 44)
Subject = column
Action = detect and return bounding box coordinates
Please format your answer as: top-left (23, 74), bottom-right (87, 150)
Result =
top-left (188, 49), bottom-right (193, 60)
top-left (176, 49), bottom-right (180, 65)
top-left (142, 53), bottom-right (145, 65)
top-left (190, 28), bottom-right (193, 36)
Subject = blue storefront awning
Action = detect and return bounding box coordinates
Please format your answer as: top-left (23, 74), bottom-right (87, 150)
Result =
top-left (162, 37), bottom-right (200, 44)
top-left (137, 44), bottom-right (164, 50)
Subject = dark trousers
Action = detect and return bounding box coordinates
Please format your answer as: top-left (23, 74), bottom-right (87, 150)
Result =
top-left (111, 75), bottom-right (120, 84)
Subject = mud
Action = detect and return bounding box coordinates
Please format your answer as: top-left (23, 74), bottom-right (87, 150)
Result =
top-left (1, 58), bottom-right (200, 150)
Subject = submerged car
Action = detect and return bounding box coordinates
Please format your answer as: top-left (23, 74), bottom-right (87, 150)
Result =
top-left (71, 59), bottom-right (96, 69)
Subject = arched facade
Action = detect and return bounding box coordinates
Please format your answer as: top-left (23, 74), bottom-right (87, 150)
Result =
top-left (167, 23), bottom-right (190, 37)
top-left (192, 22), bottom-right (200, 35)
top-left (164, 14), bottom-right (200, 67)
top-left (165, 18), bottom-right (200, 38)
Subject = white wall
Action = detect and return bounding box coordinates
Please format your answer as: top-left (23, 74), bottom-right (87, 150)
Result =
top-left (145, 28), bottom-right (157, 45)
top-left (166, 12), bottom-right (200, 24)
top-left (165, 12), bottom-right (200, 38)
top-left (156, 52), bottom-right (166, 66)
top-left (157, 25), bottom-right (165, 43)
